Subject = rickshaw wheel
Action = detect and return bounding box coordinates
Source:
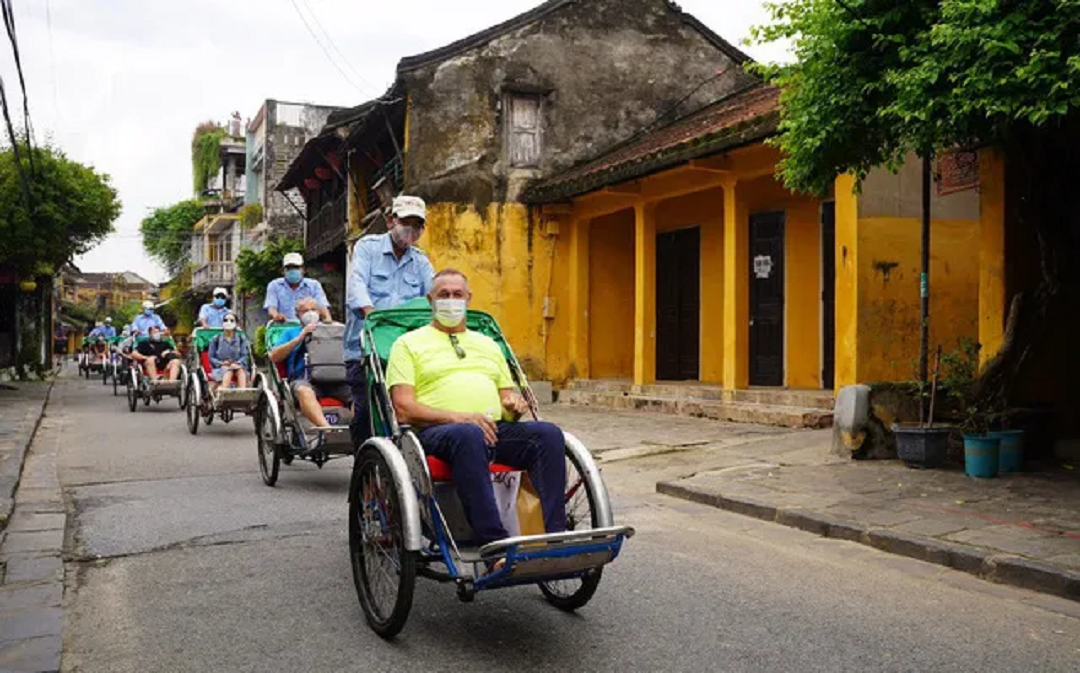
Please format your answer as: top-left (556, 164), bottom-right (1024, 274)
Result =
top-left (539, 449), bottom-right (604, 612)
top-left (256, 395), bottom-right (280, 486)
top-left (126, 380), bottom-right (137, 413)
top-left (112, 366), bottom-right (120, 396)
top-left (102, 366), bottom-right (108, 385)
top-left (185, 380), bottom-right (200, 435)
top-left (349, 447), bottom-right (416, 639)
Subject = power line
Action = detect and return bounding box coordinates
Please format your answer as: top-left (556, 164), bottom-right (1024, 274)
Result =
top-left (285, 0), bottom-right (366, 96)
top-left (298, 0), bottom-right (380, 96)
top-left (1, 0), bottom-right (35, 167)
top-left (44, 0), bottom-right (60, 126)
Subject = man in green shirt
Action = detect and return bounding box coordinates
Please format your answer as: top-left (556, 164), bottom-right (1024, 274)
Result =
top-left (387, 269), bottom-right (567, 544)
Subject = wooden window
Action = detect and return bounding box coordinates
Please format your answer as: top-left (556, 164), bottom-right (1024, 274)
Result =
top-left (507, 93), bottom-right (542, 168)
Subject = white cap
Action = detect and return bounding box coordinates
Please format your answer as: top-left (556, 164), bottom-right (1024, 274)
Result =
top-left (105, 317), bottom-right (112, 323)
top-left (283, 252), bottom-right (304, 267)
top-left (142, 300), bottom-right (154, 309)
top-left (392, 195), bottom-right (426, 222)
top-left (212, 287), bottom-right (228, 297)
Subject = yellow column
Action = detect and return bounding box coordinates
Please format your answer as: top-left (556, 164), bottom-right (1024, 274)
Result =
top-left (979, 148), bottom-right (1007, 367)
top-left (721, 178), bottom-right (748, 394)
top-left (834, 174), bottom-right (859, 389)
top-left (568, 216), bottom-right (591, 380)
top-left (633, 201), bottom-right (657, 385)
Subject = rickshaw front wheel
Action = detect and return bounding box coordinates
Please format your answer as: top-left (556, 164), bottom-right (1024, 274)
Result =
top-left (349, 447), bottom-right (416, 639)
top-left (255, 395), bottom-right (280, 486)
top-left (538, 448), bottom-right (604, 612)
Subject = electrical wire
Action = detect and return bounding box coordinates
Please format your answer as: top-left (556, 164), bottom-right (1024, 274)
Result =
top-left (0, 73), bottom-right (31, 208)
top-left (298, 0), bottom-right (380, 96)
top-left (1, 0), bottom-right (35, 169)
top-left (285, 0), bottom-right (367, 96)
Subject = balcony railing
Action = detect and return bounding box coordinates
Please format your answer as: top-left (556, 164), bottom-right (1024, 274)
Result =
top-left (307, 193), bottom-right (347, 259)
top-left (193, 262), bottom-right (235, 289)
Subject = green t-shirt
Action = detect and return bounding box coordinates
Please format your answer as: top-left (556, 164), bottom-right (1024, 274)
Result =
top-left (386, 325), bottom-right (514, 417)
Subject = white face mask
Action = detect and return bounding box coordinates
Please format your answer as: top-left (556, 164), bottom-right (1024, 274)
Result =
top-left (433, 299), bottom-right (467, 327)
top-left (223, 320), bottom-right (237, 330)
top-left (300, 310), bottom-right (321, 326)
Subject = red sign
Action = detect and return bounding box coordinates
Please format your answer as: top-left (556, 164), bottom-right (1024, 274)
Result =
top-left (937, 149), bottom-right (980, 196)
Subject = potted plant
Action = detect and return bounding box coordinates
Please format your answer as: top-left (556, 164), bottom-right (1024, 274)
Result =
top-left (894, 348), bottom-right (951, 469)
top-left (961, 404), bottom-right (1000, 478)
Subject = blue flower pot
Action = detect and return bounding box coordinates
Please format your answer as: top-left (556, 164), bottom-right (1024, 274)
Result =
top-left (964, 435), bottom-right (1000, 478)
top-left (989, 430), bottom-right (1025, 474)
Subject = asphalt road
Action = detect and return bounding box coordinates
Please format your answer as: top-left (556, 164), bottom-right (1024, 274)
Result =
top-left (51, 372), bottom-right (1080, 672)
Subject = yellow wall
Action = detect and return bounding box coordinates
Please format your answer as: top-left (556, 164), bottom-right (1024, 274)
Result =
top-left (784, 199), bottom-right (822, 388)
top-left (588, 209), bottom-right (635, 378)
top-left (834, 175), bottom-right (860, 390)
top-left (420, 202), bottom-right (558, 380)
top-left (978, 148), bottom-right (1007, 365)
top-left (855, 218), bottom-right (980, 382)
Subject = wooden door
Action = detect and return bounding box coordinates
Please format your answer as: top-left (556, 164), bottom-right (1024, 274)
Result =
top-left (656, 227), bottom-right (701, 381)
top-left (749, 212), bottom-right (785, 386)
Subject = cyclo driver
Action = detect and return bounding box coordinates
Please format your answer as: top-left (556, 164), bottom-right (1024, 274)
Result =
top-left (386, 269), bottom-right (567, 546)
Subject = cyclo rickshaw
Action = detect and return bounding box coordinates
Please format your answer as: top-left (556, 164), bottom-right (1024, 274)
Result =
top-left (184, 327), bottom-right (264, 435)
top-left (345, 299), bottom-right (634, 638)
top-left (124, 335), bottom-right (188, 412)
top-left (78, 336), bottom-right (109, 380)
top-left (110, 336), bottom-right (133, 396)
top-left (254, 321), bottom-right (355, 484)
top-left (102, 335), bottom-right (124, 388)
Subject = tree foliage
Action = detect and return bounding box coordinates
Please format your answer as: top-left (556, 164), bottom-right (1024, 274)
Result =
top-left (139, 199), bottom-right (204, 277)
top-left (0, 141), bottom-right (121, 277)
top-left (192, 121), bottom-right (225, 195)
top-left (235, 237), bottom-right (304, 299)
top-left (753, 0), bottom-right (1080, 194)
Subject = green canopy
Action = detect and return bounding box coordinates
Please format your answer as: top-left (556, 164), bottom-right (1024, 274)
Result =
top-left (364, 297), bottom-right (511, 363)
top-left (264, 321), bottom-right (301, 350)
top-left (192, 328), bottom-right (223, 352)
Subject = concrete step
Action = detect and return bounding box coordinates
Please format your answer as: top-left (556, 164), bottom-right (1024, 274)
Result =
top-left (557, 390), bottom-right (833, 429)
top-left (563, 380), bottom-right (835, 410)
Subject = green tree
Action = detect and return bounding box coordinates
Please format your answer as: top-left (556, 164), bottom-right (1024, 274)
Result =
top-left (0, 141), bottom-right (121, 277)
top-left (192, 122), bottom-right (225, 195)
top-left (139, 199), bottom-right (203, 277)
top-left (235, 237), bottom-right (305, 299)
top-left (753, 0), bottom-right (1080, 402)
top-left (753, 0), bottom-right (1080, 194)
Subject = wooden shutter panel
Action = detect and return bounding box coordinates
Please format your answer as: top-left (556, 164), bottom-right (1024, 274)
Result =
top-left (509, 94), bottom-right (541, 168)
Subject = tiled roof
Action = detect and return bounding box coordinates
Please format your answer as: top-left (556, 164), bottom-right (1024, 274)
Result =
top-left (397, 0), bottom-right (750, 74)
top-left (524, 84), bottom-right (780, 203)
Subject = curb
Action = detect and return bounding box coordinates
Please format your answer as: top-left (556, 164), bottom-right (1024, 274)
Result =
top-left (0, 378), bottom-right (56, 533)
top-left (656, 480), bottom-right (1080, 602)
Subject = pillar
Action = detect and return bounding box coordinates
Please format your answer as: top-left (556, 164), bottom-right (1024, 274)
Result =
top-left (568, 216), bottom-right (591, 380)
top-left (633, 201), bottom-right (657, 385)
top-left (721, 178), bottom-right (748, 394)
top-left (978, 148), bottom-right (1007, 367)
top-left (833, 174), bottom-right (859, 390)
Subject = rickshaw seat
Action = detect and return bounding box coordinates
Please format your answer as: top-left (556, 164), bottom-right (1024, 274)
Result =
top-left (426, 456), bottom-right (515, 483)
top-left (199, 351), bottom-right (213, 375)
top-left (319, 397), bottom-right (345, 408)
top-left (274, 361), bottom-right (287, 379)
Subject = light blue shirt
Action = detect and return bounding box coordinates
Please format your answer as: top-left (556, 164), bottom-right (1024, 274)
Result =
top-left (130, 313), bottom-right (166, 336)
top-left (88, 327), bottom-right (106, 338)
top-left (198, 303), bottom-right (230, 328)
top-left (263, 277), bottom-right (329, 321)
top-left (101, 325), bottom-right (116, 338)
top-left (344, 233), bottom-right (434, 360)
top-left (209, 332), bottom-right (250, 370)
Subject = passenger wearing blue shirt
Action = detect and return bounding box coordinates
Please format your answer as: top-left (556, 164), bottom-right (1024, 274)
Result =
top-left (269, 297), bottom-right (348, 429)
top-left (345, 195), bottom-right (434, 448)
top-left (131, 301), bottom-right (167, 336)
top-left (264, 253), bottom-right (332, 323)
top-left (198, 287), bottom-right (231, 328)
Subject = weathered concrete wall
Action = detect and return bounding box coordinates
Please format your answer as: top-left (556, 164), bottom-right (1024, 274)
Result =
top-left (401, 0), bottom-right (755, 206)
top-left (262, 101), bottom-right (340, 240)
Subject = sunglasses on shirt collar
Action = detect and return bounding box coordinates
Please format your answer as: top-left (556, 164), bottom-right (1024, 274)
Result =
top-left (449, 333), bottom-right (466, 359)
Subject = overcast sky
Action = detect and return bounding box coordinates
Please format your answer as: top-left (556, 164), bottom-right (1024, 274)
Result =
top-left (12, 0), bottom-right (790, 283)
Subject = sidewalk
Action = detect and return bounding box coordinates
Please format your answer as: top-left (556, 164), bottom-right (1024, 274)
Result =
top-left (0, 377), bottom-right (54, 532)
top-left (648, 430), bottom-right (1080, 601)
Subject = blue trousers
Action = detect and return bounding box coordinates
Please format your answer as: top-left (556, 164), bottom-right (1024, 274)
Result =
top-left (346, 360), bottom-right (371, 450)
top-left (417, 421), bottom-right (567, 544)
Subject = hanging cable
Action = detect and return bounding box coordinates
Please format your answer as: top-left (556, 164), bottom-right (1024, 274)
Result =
top-left (298, 0), bottom-right (381, 96)
top-left (1, 0), bottom-right (35, 172)
top-left (285, 0), bottom-right (367, 96)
